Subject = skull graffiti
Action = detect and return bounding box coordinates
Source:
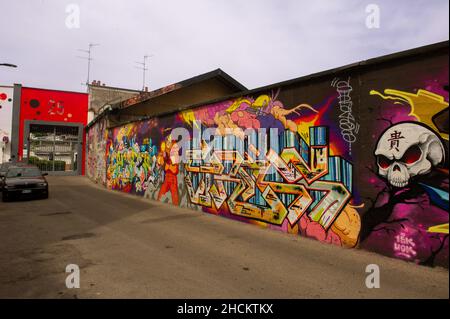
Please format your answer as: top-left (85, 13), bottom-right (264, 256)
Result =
top-left (374, 122), bottom-right (445, 188)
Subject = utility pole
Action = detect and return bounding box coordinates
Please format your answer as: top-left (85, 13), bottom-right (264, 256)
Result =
top-left (135, 54), bottom-right (153, 91)
top-left (77, 43), bottom-right (99, 91)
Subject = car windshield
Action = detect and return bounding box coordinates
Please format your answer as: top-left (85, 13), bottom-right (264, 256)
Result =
top-left (0, 164), bottom-right (11, 173)
top-left (6, 167), bottom-right (42, 178)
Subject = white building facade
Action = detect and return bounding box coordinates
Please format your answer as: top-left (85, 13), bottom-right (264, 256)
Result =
top-left (0, 86), bottom-right (14, 163)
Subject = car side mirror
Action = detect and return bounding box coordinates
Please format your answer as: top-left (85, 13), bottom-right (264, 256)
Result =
top-left (42, 173), bottom-right (48, 176)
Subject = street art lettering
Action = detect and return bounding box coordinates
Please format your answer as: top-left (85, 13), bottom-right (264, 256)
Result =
top-left (331, 77), bottom-right (359, 153)
top-left (394, 233), bottom-right (417, 259)
top-left (184, 126), bottom-right (352, 231)
top-left (361, 86), bottom-right (449, 267)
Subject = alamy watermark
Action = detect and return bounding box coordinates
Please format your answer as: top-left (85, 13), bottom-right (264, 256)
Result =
top-left (65, 264), bottom-right (80, 288)
top-left (65, 4), bottom-right (80, 29)
top-left (366, 4), bottom-right (381, 29)
top-left (365, 264), bottom-right (380, 289)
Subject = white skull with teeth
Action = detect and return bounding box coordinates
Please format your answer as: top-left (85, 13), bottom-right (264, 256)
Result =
top-left (374, 123), bottom-right (445, 188)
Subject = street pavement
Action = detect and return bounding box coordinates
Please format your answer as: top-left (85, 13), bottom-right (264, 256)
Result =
top-left (0, 176), bottom-right (448, 298)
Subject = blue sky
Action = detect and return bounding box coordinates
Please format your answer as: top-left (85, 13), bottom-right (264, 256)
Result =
top-left (0, 0), bottom-right (448, 92)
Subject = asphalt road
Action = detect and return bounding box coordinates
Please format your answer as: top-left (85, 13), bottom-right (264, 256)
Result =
top-left (0, 176), bottom-right (448, 299)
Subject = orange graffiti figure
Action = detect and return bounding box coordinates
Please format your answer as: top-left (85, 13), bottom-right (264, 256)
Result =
top-left (157, 137), bottom-right (180, 205)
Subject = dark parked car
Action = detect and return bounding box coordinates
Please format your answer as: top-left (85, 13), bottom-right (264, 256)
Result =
top-left (0, 165), bottom-right (49, 202)
top-left (1, 162), bottom-right (19, 176)
top-left (0, 162), bottom-right (11, 176)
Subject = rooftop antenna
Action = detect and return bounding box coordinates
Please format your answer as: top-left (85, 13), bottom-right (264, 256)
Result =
top-left (135, 54), bottom-right (153, 91)
top-left (77, 43), bottom-right (100, 91)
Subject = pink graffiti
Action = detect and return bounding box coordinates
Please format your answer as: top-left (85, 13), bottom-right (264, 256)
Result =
top-left (394, 233), bottom-right (417, 259)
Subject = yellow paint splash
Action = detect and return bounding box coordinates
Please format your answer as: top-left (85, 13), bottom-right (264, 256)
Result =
top-left (225, 97), bottom-right (253, 114)
top-left (427, 223), bottom-right (449, 234)
top-left (370, 89), bottom-right (449, 140)
top-left (180, 109), bottom-right (197, 128)
top-left (251, 95), bottom-right (271, 110)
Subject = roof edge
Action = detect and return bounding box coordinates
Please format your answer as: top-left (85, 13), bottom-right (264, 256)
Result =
top-left (116, 68), bottom-right (247, 110)
top-left (88, 84), bottom-right (143, 93)
top-left (20, 86), bottom-right (89, 95)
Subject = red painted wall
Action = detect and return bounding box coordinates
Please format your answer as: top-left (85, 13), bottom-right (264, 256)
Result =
top-left (18, 87), bottom-right (88, 174)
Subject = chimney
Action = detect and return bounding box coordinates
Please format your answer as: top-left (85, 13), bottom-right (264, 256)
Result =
top-left (144, 86), bottom-right (148, 92)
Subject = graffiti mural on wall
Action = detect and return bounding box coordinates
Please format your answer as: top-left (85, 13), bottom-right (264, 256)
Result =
top-left (87, 118), bottom-right (108, 185)
top-left (86, 79), bottom-right (449, 267)
top-left (104, 118), bottom-right (198, 209)
top-left (361, 85), bottom-right (449, 267)
top-left (84, 46), bottom-right (450, 268)
top-left (107, 120), bottom-right (158, 194)
top-left (89, 90), bottom-right (362, 248)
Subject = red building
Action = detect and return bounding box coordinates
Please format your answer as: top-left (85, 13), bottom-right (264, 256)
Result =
top-left (11, 85), bottom-right (88, 175)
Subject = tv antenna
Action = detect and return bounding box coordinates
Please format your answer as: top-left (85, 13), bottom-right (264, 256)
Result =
top-left (77, 43), bottom-right (100, 90)
top-left (135, 54), bottom-right (153, 91)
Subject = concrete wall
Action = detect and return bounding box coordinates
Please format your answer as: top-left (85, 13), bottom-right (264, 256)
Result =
top-left (87, 43), bottom-right (449, 268)
top-left (87, 116), bottom-right (108, 184)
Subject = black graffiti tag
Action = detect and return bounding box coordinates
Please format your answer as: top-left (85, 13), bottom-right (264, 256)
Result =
top-left (332, 78), bottom-right (360, 152)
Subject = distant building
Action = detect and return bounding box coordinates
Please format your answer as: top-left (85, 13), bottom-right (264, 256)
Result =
top-left (11, 85), bottom-right (89, 175)
top-left (87, 80), bottom-right (142, 124)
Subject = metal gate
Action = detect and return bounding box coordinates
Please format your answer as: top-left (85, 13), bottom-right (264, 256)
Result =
top-left (24, 122), bottom-right (83, 175)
